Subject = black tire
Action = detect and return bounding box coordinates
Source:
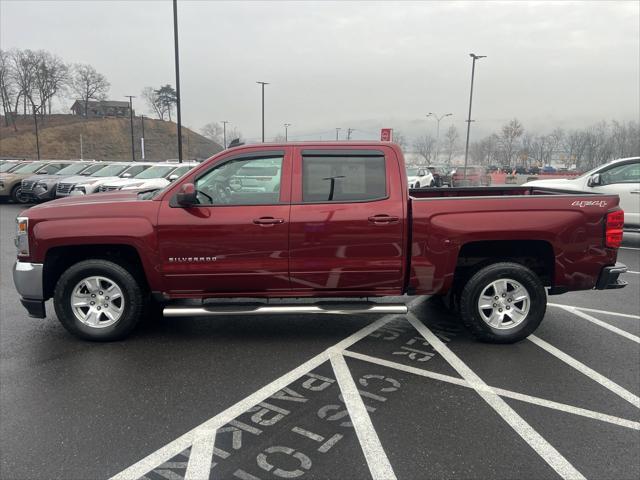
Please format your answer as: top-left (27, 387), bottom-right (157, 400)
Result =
top-left (429, 179), bottom-right (435, 187)
top-left (415, 182), bottom-right (421, 188)
top-left (459, 262), bottom-right (546, 343)
top-left (53, 259), bottom-right (144, 341)
top-left (11, 185), bottom-right (29, 204)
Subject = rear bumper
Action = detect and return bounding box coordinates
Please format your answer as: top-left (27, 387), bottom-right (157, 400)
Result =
top-left (13, 261), bottom-right (46, 318)
top-left (596, 262), bottom-right (628, 290)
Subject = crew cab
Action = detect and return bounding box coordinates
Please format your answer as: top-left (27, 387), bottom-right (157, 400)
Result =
top-left (13, 142), bottom-right (627, 343)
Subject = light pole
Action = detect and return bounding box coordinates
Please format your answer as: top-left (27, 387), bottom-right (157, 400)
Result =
top-left (125, 95), bottom-right (136, 161)
top-left (140, 114), bottom-right (146, 160)
top-left (426, 112), bottom-right (452, 164)
top-left (256, 81), bottom-right (269, 142)
top-left (173, 0), bottom-right (183, 163)
top-left (335, 127), bottom-right (341, 140)
top-left (347, 128), bottom-right (354, 140)
top-left (463, 53), bottom-right (486, 179)
top-left (284, 123), bottom-right (291, 141)
top-left (221, 120), bottom-right (229, 148)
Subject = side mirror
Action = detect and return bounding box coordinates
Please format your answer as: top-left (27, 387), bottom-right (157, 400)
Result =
top-left (418, 169), bottom-right (426, 176)
top-left (168, 174), bottom-right (179, 181)
top-left (176, 182), bottom-right (197, 206)
top-left (122, 172), bottom-right (132, 178)
top-left (587, 173), bottom-right (601, 187)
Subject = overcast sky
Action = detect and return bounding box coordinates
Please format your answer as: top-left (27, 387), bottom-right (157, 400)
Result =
top-left (1, 0), bottom-right (638, 142)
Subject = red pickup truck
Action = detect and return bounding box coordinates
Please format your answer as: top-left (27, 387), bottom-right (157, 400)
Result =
top-left (13, 142), bottom-right (627, 343)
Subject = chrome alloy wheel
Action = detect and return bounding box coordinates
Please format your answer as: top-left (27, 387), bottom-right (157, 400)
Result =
top-left (70, 276), bottom-right (125, 328)
top-left (477, 278), bottom-right (530, 329)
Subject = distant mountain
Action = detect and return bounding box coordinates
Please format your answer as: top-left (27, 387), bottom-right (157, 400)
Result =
top-left (0, 115), bottom-right (222, 161)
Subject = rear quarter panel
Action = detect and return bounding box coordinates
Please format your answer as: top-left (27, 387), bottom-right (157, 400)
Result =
top-left (409, 194), bottom-right (620, 294)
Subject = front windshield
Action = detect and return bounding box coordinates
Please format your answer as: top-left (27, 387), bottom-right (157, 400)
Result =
top-left (134, 165), bottom-right (175, 179)
top-left (0, 162), bottom-right (21, 172)
top-left (13, 162), bottom-right (47, 173)
top-left (56, 163), bottom-right (92, 175)
top-left (93, 164), bottom-right (128, 177)
top-left (83, 164), bottom-right (110, 175)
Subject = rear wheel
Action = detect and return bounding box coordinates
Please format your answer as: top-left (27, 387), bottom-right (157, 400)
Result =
top-left (54, 259), bottom-right (143, 341)
top-left (459, 262), bottom-right (546, 343)
top-left (414, 182), bottom-right (421, 188)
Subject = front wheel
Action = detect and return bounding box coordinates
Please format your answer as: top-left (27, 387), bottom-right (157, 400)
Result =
top-left (11, 185), bottom-right (30, 204)
top-left (54, 259), bottom-right (144, 341)
top-left (459, 262), bottom-right (546, 343)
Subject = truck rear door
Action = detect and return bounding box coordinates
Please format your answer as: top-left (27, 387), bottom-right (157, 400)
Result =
top-left (288, 146), bottom-right (405, 294)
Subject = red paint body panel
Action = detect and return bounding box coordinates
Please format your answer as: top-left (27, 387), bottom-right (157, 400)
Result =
top-left (19, 142), bottom-right (621, 301)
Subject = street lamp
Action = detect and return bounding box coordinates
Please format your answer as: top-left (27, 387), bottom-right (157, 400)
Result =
top-left (221, 120), bottom-right (229, 148)
top-left (124, 95), bottom-right (136, 161)
top-left (426, 112), bottom-right (452, 164)
top-left (284, 123), bottom-right (291, 141)
top-left (257, 81), bottom-right (269, 142)
top-left (335, 127), bottom-right (341, 140)
top-left (173, 0), bottom-right (183, 162)
top-left (463, 53), bottom-right (486, 179)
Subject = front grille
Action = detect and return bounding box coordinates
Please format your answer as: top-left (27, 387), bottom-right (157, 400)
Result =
top-left (21, 180), bottom-right (36, 193)
top-left (98, 185), bottom-right (119, 192)
top-left (57, 183), bottom-right (74, 195)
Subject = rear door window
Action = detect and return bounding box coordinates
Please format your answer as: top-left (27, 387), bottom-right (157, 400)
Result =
top-left (301, 155), bottom-right (386, 202)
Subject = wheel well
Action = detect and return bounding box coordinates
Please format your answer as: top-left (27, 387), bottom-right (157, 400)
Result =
top-left (43, 244), bottom-right (148, 299)
top-left (454, 240), bottom-right (554, 288)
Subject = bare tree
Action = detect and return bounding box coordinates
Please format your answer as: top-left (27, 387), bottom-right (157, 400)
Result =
top-left (0, 49), bottom-right (18, 128)
top-left (10, 48), bottom-right (39, 115)
top-left (443, 125), bottom-right (460, 164)
top-left (413, 134), bottom-right (436, 164)
top-left (500, 118), bottom-right (524, 166)
top-left (69, 64), bottom-right (110, 116)
top-left (201, 121), bottom-right (242, 147)
top-left (142, 87), bottom-right (165, 120)
top-left (33, 50), bottom-right (68, 116)
top-left (392, 130), bottom-right (408, 151)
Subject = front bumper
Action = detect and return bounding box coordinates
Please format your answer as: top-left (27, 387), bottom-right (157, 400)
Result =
top-left (27, 185), bottom-right (57, 201)
top-left (596, 262), bottom-right (628, 290)
top-left (13, 261), bottom-right (46, 318)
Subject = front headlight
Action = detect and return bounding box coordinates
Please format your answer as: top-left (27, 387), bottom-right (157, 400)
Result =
top-left (71, 186), bottom-right (86, 195)
top-left (15, 216), bottom-right (29, 256)
top-left (35, 182), bottom-right (48, 190)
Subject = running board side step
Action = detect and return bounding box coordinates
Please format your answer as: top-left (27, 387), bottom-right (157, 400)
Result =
top-left (163, 302), bottom-right (408, 317)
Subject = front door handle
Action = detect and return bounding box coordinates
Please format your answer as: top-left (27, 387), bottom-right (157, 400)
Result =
top-left (253, 217), bottom-right (284, 226)
top-left (368, 215), bottom-right (400, 224)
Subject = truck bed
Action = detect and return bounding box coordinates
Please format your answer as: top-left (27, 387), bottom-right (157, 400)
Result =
top-left (409, 185), bottom-right (600, 198)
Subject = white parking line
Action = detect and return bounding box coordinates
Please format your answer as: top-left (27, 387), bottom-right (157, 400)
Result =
top-left (547, 304), bottom-right (640, 320)
top-left (184, 428), bottom-right (216, 480)
top-left (549, 304), bottom-right (640, 343)
top-left (110, 312), bottom-right (408, 480)
top-left (331, 353), bottom-right (397, 480)
top-left (343, 350), bottom-right (640, 431)
top-left (627, 270), bottom-right (640, 274)
top-left (529, 335), bottom-right (640, 409)
top-left (620, 247), bottom-right (640, 250)
top-left (407, 314), bottom-right (586, 480)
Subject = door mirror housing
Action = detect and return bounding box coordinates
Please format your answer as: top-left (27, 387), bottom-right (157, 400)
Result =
top-left (168, 174), bottom-right (179, 181)
top-left (176, 182), bottom-right (197, 206)
top-left (122, 172), bottom-right (132, 178)
top-left (418, 169), bottom-right (426, 176)
top-left (587, 173), bottom-right (602, 187)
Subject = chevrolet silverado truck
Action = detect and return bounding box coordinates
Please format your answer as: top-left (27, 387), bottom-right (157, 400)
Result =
top-left (13, 142), bottom-right (627, 343)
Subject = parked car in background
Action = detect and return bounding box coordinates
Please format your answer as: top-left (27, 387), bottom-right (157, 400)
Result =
top-left (0, 161), bottom-right (30, 174)
top-left (428, 165), bottom-right (452, 187)
top-left (99, 163), bottom-right (197, 192)
top-left (451, 166), bottom-right (491, 187)
top-left (528, 166), bottom-right (540, 175)
top-left (525, 157), bottom-right (640, 227)
top-left (406, 166), bottom-right (435, 188)
top-left (0, 161), bottom-right (72, 203)
top-left (21, 162), bottom-right (105, 202)
top-left (514, 166), bottom-right (528, 175)
top-left (541, 165), bottom-right (557, 174)
top-left (56, 163), bottom-right (153, 197)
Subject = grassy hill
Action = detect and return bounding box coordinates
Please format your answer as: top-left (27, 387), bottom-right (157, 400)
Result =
top-left (0, 115), bottom-right (222, 161)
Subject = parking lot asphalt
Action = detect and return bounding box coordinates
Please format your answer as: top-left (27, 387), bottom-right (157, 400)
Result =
top-left (1, 202), bottom-right (638, 480)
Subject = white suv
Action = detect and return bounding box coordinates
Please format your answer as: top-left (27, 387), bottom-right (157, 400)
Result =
top-left (406, 166), bottom-right (435, 188)
top-left (525, 157), bottom-right (640, 227)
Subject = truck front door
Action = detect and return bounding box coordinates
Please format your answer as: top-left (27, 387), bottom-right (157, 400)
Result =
top-left (288, 147), bottom-right (406, 294)
top-left (157, 149), bottom-right (292, 295)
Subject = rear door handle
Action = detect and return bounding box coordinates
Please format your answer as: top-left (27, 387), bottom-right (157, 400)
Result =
top-left (368, 215), bottom-right (400, 224)
top-left (253, 217), bottom-right (284, 226)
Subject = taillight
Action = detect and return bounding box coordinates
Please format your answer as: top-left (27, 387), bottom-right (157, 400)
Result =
top-left (605, 210), bottom-right (624, 248)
